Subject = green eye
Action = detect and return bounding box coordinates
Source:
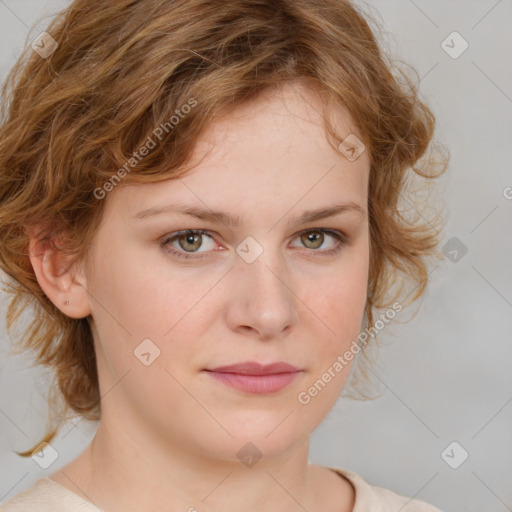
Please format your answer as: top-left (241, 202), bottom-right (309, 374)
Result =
top-left (161, 228), bottom-right (347, 261)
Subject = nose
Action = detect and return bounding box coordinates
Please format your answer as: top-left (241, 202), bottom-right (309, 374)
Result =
top-left (224, 250), bottom-right (299, 341)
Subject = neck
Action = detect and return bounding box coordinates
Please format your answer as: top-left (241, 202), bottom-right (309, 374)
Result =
top-left (50, 409), bottom-right (353, 512)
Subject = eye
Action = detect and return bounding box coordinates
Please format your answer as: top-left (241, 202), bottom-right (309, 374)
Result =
top-left (290, 229), bottom-right (347, 255)
top-left (160, 229), bottom-right (217, 259)
top-left (160, 228), bottom-right (347, 260)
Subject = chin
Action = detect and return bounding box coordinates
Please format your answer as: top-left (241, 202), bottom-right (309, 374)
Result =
top-left (191, 422), bottom-right (305, 465)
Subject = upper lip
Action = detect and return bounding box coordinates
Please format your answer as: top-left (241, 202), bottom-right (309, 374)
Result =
top-left (206, 361), bottom-right (301, 375)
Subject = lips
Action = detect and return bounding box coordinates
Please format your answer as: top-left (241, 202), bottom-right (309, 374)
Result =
top-left (207, 361), bottom-right (301, 375)
top-left (204, 361), bottom-right (302, 394)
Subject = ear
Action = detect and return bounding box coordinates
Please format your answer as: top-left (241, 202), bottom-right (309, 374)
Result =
top-left (28, 234), bottom-right (92, 319)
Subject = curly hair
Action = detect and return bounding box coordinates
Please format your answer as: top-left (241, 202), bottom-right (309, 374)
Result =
top-left (0, 0), bottom-right (448, 457)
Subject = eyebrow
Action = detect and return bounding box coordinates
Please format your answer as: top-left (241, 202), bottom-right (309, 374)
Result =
top-left (132, 201), bottom-right (366, 227)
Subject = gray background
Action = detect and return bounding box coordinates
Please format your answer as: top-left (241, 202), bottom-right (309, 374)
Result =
top-left (0, 1), bottom-right (511, 511)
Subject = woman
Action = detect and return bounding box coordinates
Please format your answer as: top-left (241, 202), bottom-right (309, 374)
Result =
top-left (0, 0), bottom-right (446, 510)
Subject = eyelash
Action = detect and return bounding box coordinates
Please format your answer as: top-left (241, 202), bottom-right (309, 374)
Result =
top-left (160, 228), bottom-right (348, 260)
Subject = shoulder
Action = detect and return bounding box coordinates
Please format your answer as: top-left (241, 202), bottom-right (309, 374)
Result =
top-left (329, 467), bottom-right (443, 512)
top-left (0, 477), bottom-right (102, 512)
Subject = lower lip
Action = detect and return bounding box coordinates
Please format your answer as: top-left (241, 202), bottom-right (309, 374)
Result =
top-left (205, 371), bottom-right (302, 394)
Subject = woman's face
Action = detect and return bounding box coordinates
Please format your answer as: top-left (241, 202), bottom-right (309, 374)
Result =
top-left (81, 83), bottom-right (370, 463)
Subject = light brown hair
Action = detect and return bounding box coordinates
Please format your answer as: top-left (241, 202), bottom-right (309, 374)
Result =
top-left (0, 0), bottom-right (447, 456)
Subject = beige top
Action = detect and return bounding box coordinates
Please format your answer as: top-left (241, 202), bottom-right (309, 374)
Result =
top-left (1, 467), bottom-right (442, 511)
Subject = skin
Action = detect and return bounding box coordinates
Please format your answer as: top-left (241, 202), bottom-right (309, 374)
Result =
top-left (29, 82), bottom-right (370, 512)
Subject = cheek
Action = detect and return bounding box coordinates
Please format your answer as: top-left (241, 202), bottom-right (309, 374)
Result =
top-left (87, 249), bottom-right (224, 384)
top-left (307, 252), bottom-right (369, 347)
top-left (296, 256), bottom-right (368, 415)
top-left (87, 241), bottom-right (197, 337)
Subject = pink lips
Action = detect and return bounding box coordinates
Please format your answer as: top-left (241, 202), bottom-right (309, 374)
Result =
top-left (204, 362), bottom-right (302, 394)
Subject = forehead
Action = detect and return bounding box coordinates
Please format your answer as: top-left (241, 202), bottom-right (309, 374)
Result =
top-left (108, 82), bottom-right (369, 223)
top-left (194, 82), bottom-right (363, 157)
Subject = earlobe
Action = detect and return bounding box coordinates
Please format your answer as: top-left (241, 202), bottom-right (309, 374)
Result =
top-left (28, 236), bottom-right (91, 319)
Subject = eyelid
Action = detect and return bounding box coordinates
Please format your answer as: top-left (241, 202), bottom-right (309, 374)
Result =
top-left (160, 229), bottom-right (217, 258)
top-left (160, 227), bottom-right (348, 260)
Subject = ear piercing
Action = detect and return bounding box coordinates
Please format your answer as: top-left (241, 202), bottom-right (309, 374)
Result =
top-left (64, 299), bottom-right (70, 305)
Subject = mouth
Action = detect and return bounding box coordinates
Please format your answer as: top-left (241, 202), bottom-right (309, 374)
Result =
top-left (204, 361), bottom-right (303, 394)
